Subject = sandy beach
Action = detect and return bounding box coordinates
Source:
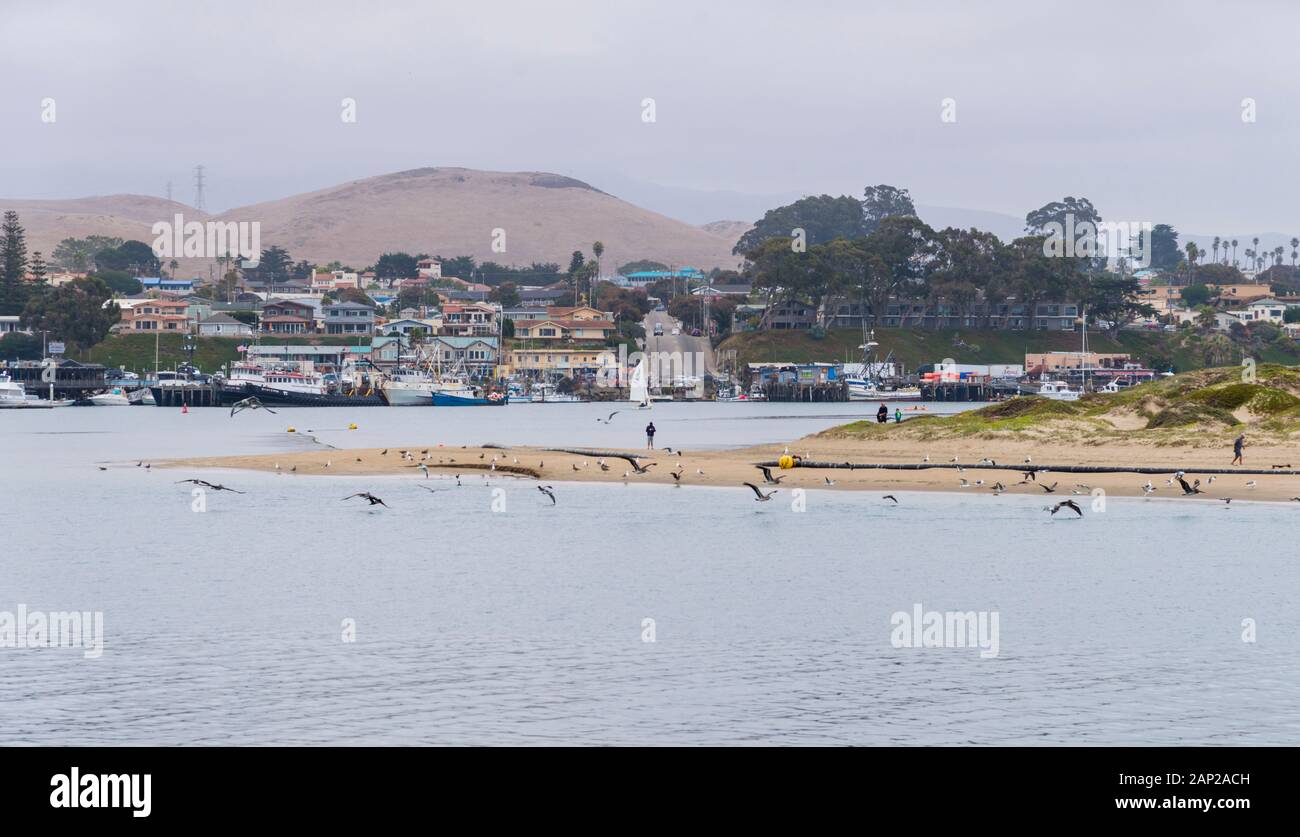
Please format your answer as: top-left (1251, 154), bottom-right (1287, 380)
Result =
top-left (166, 432), bottom-right (1300, 503)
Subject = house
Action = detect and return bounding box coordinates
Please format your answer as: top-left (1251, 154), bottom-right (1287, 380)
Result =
top-left (544, 305), bottom-right (612, 321)
top-left (508, 346), bottom-right (618, 379)
top-left (691, 284), bottom-right (752, 299)
top-left (139, 276), bottom-right (195, 295)
top-left (379, 318), bottom-right (440, 337)
top-left (1211, 283), bottom-right (1273, 304)
top-left (617, 267), bottom-right (706, 288)
top-left (0, 315), bottom-right (27, 336)
top-left (122, 299), bottom-right (190, 332)
top-left (512, 318), bottom-right (616, 342)
top-left (440, 303), bottom-right (499, 337)
top-left (196, 313), bottom-right (254, 338)
top-left (1024, 352), bottom-right (1134, 374)
top-left (247, 343), bottom-right (368, 368)
top-left (1136, 285), bottom-right (1183, 316)
top-left (518, 288), bottom-right (568, 307)
top-left (323, 301), bottom-right (375, 335)
top-left (759, 299), bottom-right (817, 330)
top-left (429, 336), bottom-right (500, 378)
top-left (1230, 298), bottom-right (1294, 324)
top-left (416, 258), bottom-right (442, 280)
top-left (260, 299), bottom-right (316, 334)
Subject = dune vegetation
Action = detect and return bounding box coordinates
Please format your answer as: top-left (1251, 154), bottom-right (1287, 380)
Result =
top-left (825, 364), bottom-right (1300, 446)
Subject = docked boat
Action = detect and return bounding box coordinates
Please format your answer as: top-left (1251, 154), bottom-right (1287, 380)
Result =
top-left (528, 382), bottom-right (581, 403)
top-left (88, 387), bottom-right (131, 406)
top-left (1035, 380), bottom-right (1082, 401)
top-left (0, 373), bottom-right (51, 408)
top-left (844, 328), bottom-right (921, 401)
top-left (432, 379), bottom-right (507, 406)
top-left (846, 380), bottom-right (923, 401)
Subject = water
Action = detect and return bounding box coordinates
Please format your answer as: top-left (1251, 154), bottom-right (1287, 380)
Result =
top-left (2, 402), bottom-right (1297, 745)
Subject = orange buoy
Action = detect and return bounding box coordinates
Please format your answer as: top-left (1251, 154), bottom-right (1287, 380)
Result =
top-left (181, 404), bottom-right (189, 414)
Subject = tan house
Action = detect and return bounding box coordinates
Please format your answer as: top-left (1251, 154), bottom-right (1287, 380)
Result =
top-left (1024, 351), bottom-right (1135, 373)
top-left (122, 299), bottom-right (190, 332)
top-left (544, 305), bottom-right (612, 321)
top-left (512, 318), bottom-right (616, 342)
top-left (508, 346), bottom-right (619, 376)
top-left (1211, 283), bottom-right (1273, 304)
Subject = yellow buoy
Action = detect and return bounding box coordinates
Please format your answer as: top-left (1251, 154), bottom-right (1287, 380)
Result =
top-left (348, 423), bottom-right (358, 430)
top-left (778, 455), bottom-right (794, 469)
top-left (287, 427), bottom-right (296, 433)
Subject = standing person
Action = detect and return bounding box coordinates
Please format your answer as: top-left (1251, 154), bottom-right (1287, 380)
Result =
top-left (894, 407), bottom-right (903, 424)
top-left (1232, 433), bottom-right (1245, 465)
top-left (877, 403), bottom-right (888, 424)
top-left (645, 421), bottom-right (656, 450)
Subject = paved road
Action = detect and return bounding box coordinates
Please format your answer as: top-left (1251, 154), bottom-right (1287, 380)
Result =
top-left (641, 310), bottom-right (717, 378)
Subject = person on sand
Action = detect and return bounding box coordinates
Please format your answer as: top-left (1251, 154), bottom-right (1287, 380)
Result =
top-left (877, 404), bottom-right (888, 424)
top-left (894, 408), bottom-right (902, 424)
top-left (1232, 433), bottom-right (1245, 465)
top-left (645, 421), bottom-right (656, 450)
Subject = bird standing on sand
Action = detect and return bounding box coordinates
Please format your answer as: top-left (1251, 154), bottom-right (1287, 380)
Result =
top-left (743, 482), bottom-right (777, 502)
top-left (342, 492), bottom-right (388, 507)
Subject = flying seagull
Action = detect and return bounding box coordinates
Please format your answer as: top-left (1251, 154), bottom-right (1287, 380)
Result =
top-left (824, 477), bottom-right (836, 486)
top-left (606, 453), bottom-right (657, 474)
top-left (883, 495), bottom-right (898, 504)
top-left (174, 479), bottom-right (245, 493)
top-left (757, 464), bottom-right (785, 485)
top-left (538, 485), bottom-right (557, 505)
top-left (342, 492), bottom-right (388, 507)
top-left (596, 411), bottom-right (621, 424)
top-left (743, 482), bottom-right (777, 502)
top-left (418, 485), bottom-right (449, 494)
top-left (230, 396), bottom-right (277, 417)
top-left (1176, 476), bottom-right (1202, 495)
top-left (1048, 500), bottom-right (1082, 517)
top-left (1039, 482), bottom-right (1058, 494)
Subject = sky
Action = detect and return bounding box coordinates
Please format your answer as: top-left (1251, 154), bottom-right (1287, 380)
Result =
top-left (3, 0), bottom-right (1300, 236)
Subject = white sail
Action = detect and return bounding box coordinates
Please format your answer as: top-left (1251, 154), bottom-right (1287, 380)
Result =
top-left (628, 358), bottom-right (648, 404)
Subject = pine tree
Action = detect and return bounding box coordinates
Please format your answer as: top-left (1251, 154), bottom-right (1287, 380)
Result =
top-left (0, 210), bottom-right (30, 315)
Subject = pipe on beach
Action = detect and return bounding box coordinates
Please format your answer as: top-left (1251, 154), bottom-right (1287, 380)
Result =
top-left (757, 461), bottom-right (1300, 477)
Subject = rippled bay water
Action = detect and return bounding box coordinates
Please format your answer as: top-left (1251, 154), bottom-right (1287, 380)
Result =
top-left (1, 402), bottom-right (1296, 745)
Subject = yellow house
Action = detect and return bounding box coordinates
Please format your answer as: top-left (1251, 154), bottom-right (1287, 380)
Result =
top-left (513, 317), bottom-right (616, 341)
top-left (508, 346), bottom-right (618, 375)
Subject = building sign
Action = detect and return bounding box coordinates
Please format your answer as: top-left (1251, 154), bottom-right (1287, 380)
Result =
top-left (48, 342), bottom-right (66, 355)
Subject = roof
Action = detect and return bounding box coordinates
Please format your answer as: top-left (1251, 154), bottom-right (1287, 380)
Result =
top-left (515, 318), bottom-right (615, 330)
top-left (324, 301), bottom-right (375, 310)
top-left (432, 335), bottom-right (500, 348)
top-left (199, 313), bottom-right (246, 325)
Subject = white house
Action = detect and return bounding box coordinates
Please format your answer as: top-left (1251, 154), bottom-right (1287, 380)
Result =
top-left (197, 313), bottom-right (254, 338)
top-left (1230, 298), bottom-right (1294, 325)
top-left (0, 315), bottom-right (27, 336)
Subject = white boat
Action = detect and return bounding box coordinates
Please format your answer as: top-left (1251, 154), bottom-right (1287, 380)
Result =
top-left (0, 373), bottom-right (52, 408)
top-left (528, 382), bottom-right (581, 403)
top-left (89, 387), bottom-right (131, 406)
top-left (1036, 380), bottom-right (1082, 401)
top-left (846, 380), bottom-right (923, 401)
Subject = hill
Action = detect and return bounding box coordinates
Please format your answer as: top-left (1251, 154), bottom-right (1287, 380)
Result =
top-left (3, 168), bottom-right (743, 273)
top-left (825, 364), bottom-right (1300, 445)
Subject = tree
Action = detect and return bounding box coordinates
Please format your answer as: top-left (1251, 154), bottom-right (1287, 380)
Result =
top-left (861, 184), bottom-right (916, 233)
top-left (0, 331), bottom-right (43, 360)
top-left (1024, 196), bottom-right (1101, 235)
top-left (437, 255), bottom-right (476, 280)
top-left (734, 194), bottom-right (867, 254)
top-left (1079, 273), bottom-right (1154, 333)
top-left (51, 235), bottom-right (123, 272)
top-left (20, 276), bottom-right (119, 352)
top-left (30, 251), bottom-right (48, 284)
top-left (0, 210), bottom-right (30, 315)
top-left (618, 259), bottom-right (668, 275)
top-left (94, 269), bottom-right (144, 295)
top-left (375, 252), bottom-right (419, 280)
top-left (1180, 283), bottom-right (1213, 307)
top-left (1147, 224), bottom-right (1182, 272)
top-left (488, 281), bottom-right (521, 307)
top-left (117, 240), bottom-right (161, 275)
top-left (334, 287), bottom-right (375, 307)
top-left (592, 241), bottom-right (604, 273)
top-left (1008, 235), bottom-right (1082, 330)
top-left (252, 245), bottom-right (293, 282)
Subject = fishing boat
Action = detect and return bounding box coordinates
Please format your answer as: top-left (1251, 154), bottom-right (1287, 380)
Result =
top-left (844, 328), bottom-right (921, 401)
top-left (528, 382), bottom-right (581, 403)
top-left (381, 352), bottom-right (505, 406)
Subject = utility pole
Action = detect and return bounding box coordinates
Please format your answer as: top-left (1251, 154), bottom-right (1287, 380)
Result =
top-left (193, 165), bottom-right (206, 212)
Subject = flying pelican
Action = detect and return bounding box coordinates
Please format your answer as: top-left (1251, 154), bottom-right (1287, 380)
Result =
top-left (1176, 476), bottom-right (1202, 495)
top-left (342, 492), bottom-right (388, 507)
top-left (883, 495), bottom-right (899, 504)
top-left (670, 471), bottom-right (681, 484)
top-left (605, 453), bottom-right (657, 474)
top-left (1220, 497), bottom-right (1233, 505)
top-left (757, 465), bottom-right (784, 485)
top-left (1020, 470), bottom-right (1036, 482)
top-left (1039, 482), bottom-right (1058, 494)
top-left (596, 411), bottom-right (621, 424)
top-left (742, 482), bottom-right (777, 502)
top-left (230, 396), bottom-right (277, 417)
top-left (538, 485), bottom-right (557, 505)
top-left (174, 479), bottom-right (245, 493)
top-left (1048, 500), bottom-right (1082, 517)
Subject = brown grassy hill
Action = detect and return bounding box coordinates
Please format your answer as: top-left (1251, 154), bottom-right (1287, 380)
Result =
top-left (3, 168), bottom-right (742, 273)
top-left (216, 167), bottom-right (741, 271)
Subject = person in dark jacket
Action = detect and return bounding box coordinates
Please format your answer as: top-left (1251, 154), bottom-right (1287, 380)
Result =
top-left (877, 404), bottom-right (888, 424)
top-left (1232, 433), bottom-right (1245, 465)
top-left (645, 422), bottom-right (656, 450)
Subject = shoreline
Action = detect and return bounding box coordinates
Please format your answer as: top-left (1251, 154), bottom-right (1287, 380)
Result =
top-left (163, 435), bottom-right (1300, 503)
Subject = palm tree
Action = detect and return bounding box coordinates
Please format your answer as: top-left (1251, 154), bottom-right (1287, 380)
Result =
top-left (1275, 245), bottom-right (1285, 267)
top-left (1290, 237), bottom-right (1298, 267)
top-left (1185, 241), bottom-right (1198, 282)
top-left (1232, 239), bottom-right (1239, 266)
top-left (1212, 236), bottom-right (1221, 264)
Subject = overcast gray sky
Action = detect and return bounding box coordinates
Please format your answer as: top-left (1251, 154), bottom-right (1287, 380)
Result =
top-left (3, 0), bottom-right (1299, 234)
